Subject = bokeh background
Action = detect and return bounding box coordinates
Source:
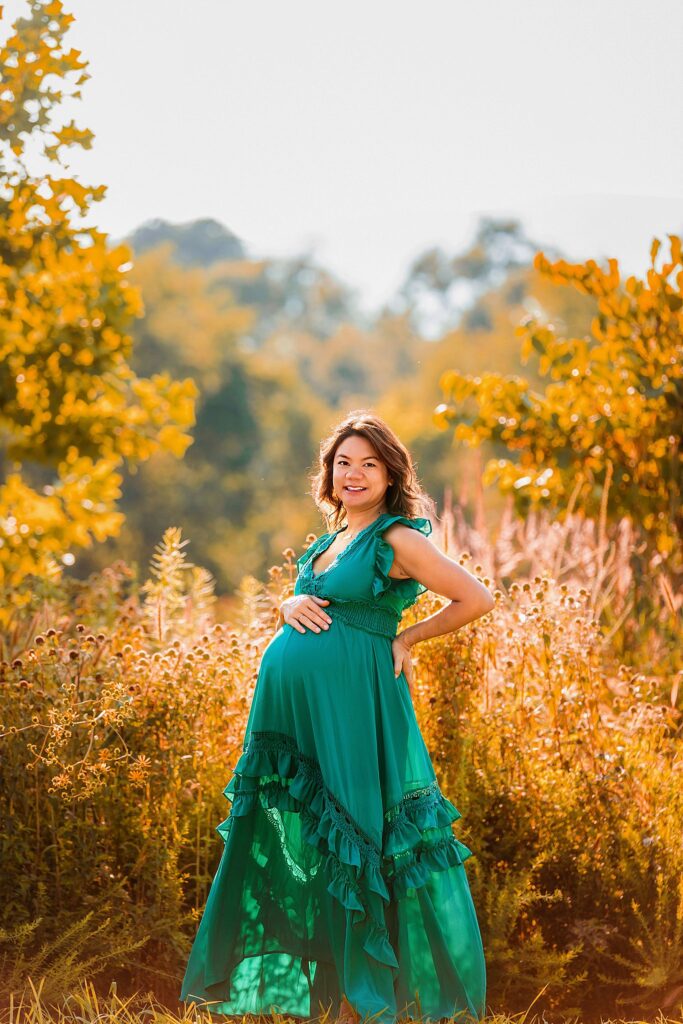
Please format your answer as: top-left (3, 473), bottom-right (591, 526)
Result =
top-left (0, 1), bottom-right (681, 1021)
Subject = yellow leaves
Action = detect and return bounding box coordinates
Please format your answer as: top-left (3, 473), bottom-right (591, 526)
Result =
top-left (100, 326), bottom-right (122, 352)
top-left (590, 315), bottom-right (608, 343)
top-left (63, 46), bottom-right (86, 68)
top-left (157, 424), bottom-right (193, 459)
top-left (648, 438), bottom-right (671, 459)
top-left (647, 268), bottom-right (662, 294)
top-left (58, 299), bottom-right (88, 325)
top-left (605, 257), bottom-right (620, 290)
top-left (168, 377), bottom-right (199, 427)
top-left (454, 423), bottom-right (474, 444)
top-left (0, 458), bottom-right (126, 581)
top-left (110, 242), bottom-right (134, 270)
top-left (637, 291), bottom-right (654, 314)
top-left (616, 295), bottom-right (630, 318)
top-left (73, 347), bottom-right (94, 366)
top-left (432, 403), bottom-right (451, 431)
top-left (655, 531), bottom-right (676, 556)
top-left (437, 232), bottom-right (683, 560)
top-left (481, 458), bottom-right (510, 487)
top-left (438, 368), bottom-right (463, 396)
top-left (0, 183), bottom-right (197, 590)
top-left (42, 176), bottom-right (106, 214)
top-left (533, 252), bottom-right (552, 276)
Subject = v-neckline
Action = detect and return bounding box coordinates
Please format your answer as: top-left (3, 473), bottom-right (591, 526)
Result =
top-left (308, 512), bottom-right (388, 579)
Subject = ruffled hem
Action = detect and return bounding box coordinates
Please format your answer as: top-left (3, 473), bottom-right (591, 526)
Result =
top-left (372, 515), bottom-right (433, 602)
top-left (218, 729), bottom-right (473, 975)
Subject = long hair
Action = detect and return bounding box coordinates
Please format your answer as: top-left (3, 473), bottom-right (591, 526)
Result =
top-left (309, 409), bottom-right (435, 531)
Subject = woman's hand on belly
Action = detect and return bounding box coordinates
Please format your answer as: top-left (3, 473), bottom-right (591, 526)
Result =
top-left (281, 595), bottom-right (332, 634)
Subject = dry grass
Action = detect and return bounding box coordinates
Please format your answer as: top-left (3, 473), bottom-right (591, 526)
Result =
top-left (3, 977), bottom-right (682, 1024)
top-left (0, 495), bottom-right (681, 1020)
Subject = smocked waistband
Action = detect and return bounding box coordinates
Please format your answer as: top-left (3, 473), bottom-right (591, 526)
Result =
top-left (326, 599), bottom-right (400, 639)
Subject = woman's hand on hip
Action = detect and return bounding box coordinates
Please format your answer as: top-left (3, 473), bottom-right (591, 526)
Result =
top-left (392, 632), bottom-right (415, 698)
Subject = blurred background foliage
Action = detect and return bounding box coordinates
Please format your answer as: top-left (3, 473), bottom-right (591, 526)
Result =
top-left (1, 3), bottom-right (682, 1021)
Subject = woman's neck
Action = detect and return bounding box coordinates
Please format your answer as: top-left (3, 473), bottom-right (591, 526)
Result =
top-left (343, 507), bottom-right (387, 535)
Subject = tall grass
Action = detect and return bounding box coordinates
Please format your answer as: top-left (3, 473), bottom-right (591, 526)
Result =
top-left (0, 494), bottom-right (680, 1021)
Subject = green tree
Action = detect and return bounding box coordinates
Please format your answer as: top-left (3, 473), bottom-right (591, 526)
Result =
top-left (399, 217), bottom-right (547, 337)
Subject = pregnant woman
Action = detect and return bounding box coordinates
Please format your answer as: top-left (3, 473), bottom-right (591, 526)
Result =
top-left (180, 410), bottom-right (492, 1023)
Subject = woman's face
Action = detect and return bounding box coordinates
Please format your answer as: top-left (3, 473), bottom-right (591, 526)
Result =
top-left (331, 434), bottom-right (393, 513)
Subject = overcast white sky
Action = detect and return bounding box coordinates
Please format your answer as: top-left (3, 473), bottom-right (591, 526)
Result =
top-left (4, 0), bottom-right (682, 312)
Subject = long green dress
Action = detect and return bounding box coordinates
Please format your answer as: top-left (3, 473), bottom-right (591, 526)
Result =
top-left (180, 512), bottom-right (487, 1022)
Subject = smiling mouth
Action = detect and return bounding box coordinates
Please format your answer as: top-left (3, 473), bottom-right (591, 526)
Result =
top-left (344, 486), bottom-right (366, 491)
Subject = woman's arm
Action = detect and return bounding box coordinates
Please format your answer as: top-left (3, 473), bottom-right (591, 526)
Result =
top-left (384, 522), bottom-right (495, 649)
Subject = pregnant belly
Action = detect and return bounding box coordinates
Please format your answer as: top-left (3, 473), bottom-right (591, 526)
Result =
top-left (258, 619), bottom-right (394, 692)
top-left (243, 621), bottom-right (416, 804)
top-left (261, 621), bottom-right (350, 680)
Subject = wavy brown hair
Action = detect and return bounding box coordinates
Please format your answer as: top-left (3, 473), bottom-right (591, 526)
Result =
top-left (309, 409), bottom-right (435, 531)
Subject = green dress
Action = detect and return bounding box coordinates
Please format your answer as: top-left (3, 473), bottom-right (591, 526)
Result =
top-left (180, 512), bottom-right (487, 1022)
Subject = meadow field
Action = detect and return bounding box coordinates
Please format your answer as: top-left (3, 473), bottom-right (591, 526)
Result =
top-left (1, 2), bottom-right (681, 1022)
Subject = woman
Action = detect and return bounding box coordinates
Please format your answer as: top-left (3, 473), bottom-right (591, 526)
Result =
top-left (180, 411), bottom-right (493, 1023)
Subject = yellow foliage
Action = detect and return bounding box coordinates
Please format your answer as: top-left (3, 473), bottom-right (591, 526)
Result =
top-left (436, 234), bottom-right (683, 561)
top-left (0, 2), bottom-right (198, 595)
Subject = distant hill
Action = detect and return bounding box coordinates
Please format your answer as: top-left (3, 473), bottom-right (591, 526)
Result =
top-left (123, 215), bottom-right (364, 341)
top-left (125, 216), bottom-right (246, 267)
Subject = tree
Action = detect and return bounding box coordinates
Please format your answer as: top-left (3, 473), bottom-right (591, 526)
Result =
top-left (398, 217), bottom-right (548, 338)
top-left (435, 235), bottom-right (683, 561)
top-left (0, 0), bottom-right (197, 601)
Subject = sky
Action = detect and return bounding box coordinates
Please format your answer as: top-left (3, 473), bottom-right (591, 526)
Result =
top-left (3, 0), bottom-right (682, 314)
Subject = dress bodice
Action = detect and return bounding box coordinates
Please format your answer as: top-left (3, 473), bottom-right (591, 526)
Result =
top-left (294, 512), bottom-right (432, 631)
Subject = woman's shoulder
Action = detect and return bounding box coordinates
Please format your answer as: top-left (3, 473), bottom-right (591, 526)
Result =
top-left (376, 512), bottom-right (432, 537)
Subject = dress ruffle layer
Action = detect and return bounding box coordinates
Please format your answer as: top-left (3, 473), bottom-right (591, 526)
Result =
top-left (372, 515), bottom-right (433, 603)
top-left (220, 730), bottom-right (473, 975)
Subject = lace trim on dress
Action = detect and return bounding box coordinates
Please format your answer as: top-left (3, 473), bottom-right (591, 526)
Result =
top-left (295, 533), bottom-right (327, 574)
top-left (219, 728), bottom-right (473, 975)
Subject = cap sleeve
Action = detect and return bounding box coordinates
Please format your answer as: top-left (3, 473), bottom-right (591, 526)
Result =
top-left (372, 514), bottom-right (432, 600)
